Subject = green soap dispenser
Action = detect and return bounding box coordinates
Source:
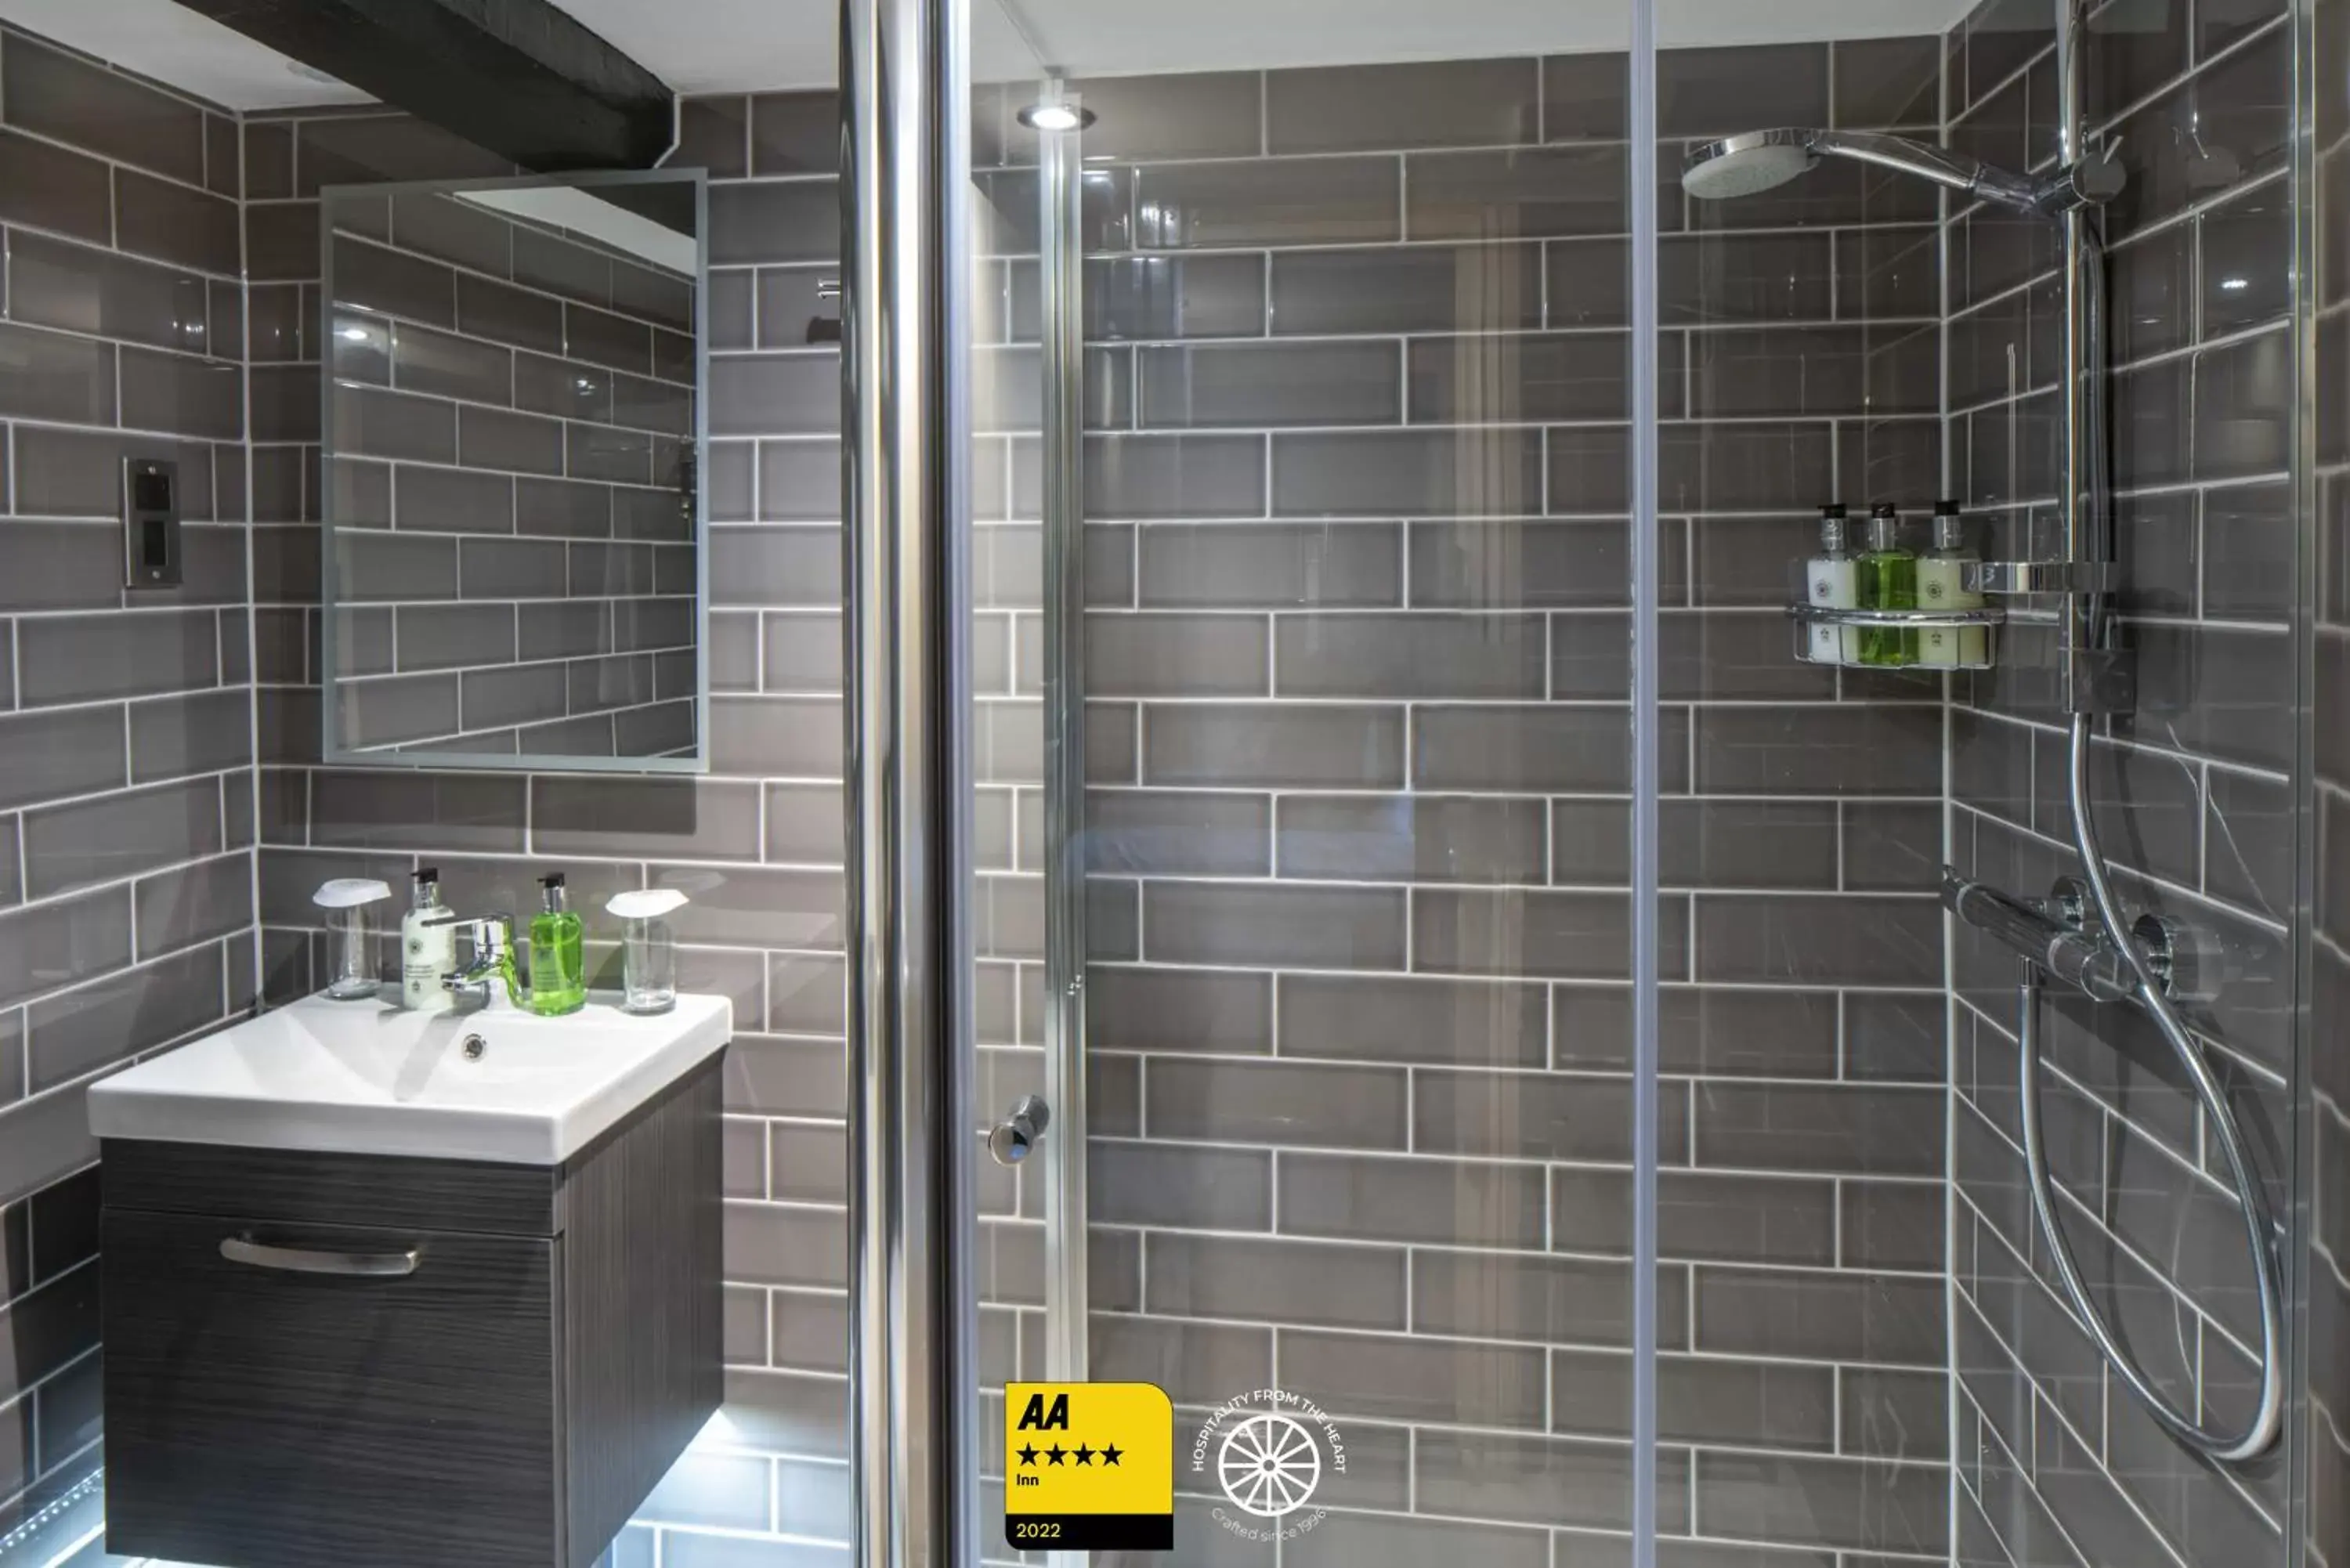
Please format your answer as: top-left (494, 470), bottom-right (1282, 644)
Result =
top-left (508, 873), bottom-right (587, 1016)
top-left (1856, 502), bottom-right (1918, 667)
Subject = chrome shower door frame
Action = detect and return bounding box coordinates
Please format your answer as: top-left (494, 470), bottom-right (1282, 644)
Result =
top-left (840, 0), bottom-right (981, 1562)
top-left (1035, 90), bottom-right (1091, 1397)
top-left (1629, 2), bottom-right (1665, 1566)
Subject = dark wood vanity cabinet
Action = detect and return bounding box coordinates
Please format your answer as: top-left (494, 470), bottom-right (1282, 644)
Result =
top-left (99, 1060), bottom-right (721, 1568)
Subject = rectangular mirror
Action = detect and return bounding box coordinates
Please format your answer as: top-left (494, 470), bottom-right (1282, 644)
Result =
top-left (318, 169), bottom-right (708, 771)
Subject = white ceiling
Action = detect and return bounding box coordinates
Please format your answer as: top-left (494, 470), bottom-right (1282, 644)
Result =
top-left (0, 0), bottom-right (1983, 110)
top-left (993, 0), bottom-right (1979, 81)
top-left (0, 0), bottom-right (372, 107)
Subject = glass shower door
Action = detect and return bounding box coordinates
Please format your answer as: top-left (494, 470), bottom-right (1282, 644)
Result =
top-left (1001, 16), bottom-right (1653, 1563)
top-left (963, 8), bottom-right (1070, 1560)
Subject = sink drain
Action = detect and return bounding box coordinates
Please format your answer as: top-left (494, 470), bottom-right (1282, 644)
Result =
top-left (461, 1034), bottom-right (487, 1060)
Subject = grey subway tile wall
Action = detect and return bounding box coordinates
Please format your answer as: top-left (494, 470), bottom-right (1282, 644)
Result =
top-left (0, 23), bottom-right (255, 1533)
top-left (1945, 0), bottom-right (2299, 1564)
top-left (978, 38), bottom-right (1954, 1566)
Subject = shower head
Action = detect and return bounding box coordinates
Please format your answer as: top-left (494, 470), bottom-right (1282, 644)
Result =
top-left (1682, 127), bottom-right (2090, 220)
top-left (1680, 129), bottom-right (1818, 200)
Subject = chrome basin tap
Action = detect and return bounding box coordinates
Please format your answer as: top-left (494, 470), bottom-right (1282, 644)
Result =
top-left (428, 912), bottom-right (513, 1006)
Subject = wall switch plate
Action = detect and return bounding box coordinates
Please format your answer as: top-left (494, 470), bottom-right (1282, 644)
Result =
top-left (123, 457), bottom-right (183, 589)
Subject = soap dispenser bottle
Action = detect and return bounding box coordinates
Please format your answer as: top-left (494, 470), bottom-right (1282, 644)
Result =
top-left (1805, 504), bottom-right (1859, 665)
top-left (1856, 503), bottom-right (1918, 667)
top-left (400, 868), bottom-right (456, 1013)
top-left (1917, 499), bottom-right (1987, 668)
top-left (514, 874), bottom-right (587, 1017)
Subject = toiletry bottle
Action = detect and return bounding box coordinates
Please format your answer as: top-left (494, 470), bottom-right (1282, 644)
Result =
top-left (400, 868), bottom-right (456, 1013)
top-left (519, 874), bottom-right (588, 1017)
top-left (1856, 503), bottom-right (1918, 667)
top-left (1806, 504), bottom-right (1859, 665)
top-left (1917, 499), bottom-right (1987, 668)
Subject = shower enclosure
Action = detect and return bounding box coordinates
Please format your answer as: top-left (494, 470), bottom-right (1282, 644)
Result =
top-left (837, 0), bottom-right (2323, 1563)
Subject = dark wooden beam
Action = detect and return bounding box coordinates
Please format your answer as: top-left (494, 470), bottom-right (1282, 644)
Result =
top-left (176, 0), bottom-right (674, 171)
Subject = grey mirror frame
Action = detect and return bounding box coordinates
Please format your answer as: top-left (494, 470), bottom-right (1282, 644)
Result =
top-left (316, 166), bottom-right (711, 775)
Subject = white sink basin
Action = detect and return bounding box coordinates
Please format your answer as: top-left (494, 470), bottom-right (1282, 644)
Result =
top-left (88, 992), bottom-right (732, 1165)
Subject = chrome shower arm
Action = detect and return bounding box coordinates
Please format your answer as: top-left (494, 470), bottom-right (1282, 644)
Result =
top-left (1806, 130), bottom-right (2044, 211)
top-left (1805, 129), bottom-right (2124, 220)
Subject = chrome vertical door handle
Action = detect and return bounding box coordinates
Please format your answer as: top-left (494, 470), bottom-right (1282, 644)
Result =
top-left (987, 1095), bottom-right (1050, 1165)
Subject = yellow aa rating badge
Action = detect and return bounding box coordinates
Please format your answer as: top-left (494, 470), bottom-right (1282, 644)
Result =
top-left (1004, 1382), bottom-right (1174, 1552)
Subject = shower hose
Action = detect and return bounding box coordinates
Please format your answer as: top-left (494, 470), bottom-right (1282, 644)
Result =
top-left (2013, 713), bottom-right (2284, 1463)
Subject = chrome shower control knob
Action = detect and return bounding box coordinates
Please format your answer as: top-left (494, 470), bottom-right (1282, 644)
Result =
top-left (987, 1095), bottom-right (1050, 1166)
top-left (2044, 877), bottom-right (2095, 934)
top-left (2130, 912), bottom-right (2202, 1003)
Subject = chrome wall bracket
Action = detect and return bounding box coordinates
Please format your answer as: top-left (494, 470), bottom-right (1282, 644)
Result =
top-left (2059, 645), bottom-right (2136, 715)
top-left (2029, 149), bottom-right (2128, 214)
top-left (1958, 560), bottom-right (2135, 714)
top-left (1965, 559), bottom-right (2122, 595)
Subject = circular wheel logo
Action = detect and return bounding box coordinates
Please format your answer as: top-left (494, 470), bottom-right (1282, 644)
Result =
top-left (1217, 1414), bottom-right (1321, 1517)
top-left (1192, 1389), bottom-right (1347, 1543)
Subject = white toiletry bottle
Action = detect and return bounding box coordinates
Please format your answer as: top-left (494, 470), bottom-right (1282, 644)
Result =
top-left (400, 867), bottom-right (457, 1013)
top-left (1806, 504), bottom-right (1859, 665)
top-left (1917, 500), bottom-right (1987, 668)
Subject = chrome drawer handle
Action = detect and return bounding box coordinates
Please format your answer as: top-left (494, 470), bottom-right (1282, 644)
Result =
top-left (220, 1236), bottom-right (421, 1277)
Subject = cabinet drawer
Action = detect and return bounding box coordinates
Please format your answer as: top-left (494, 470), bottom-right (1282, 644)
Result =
top-left (103, 1209), bottom-right (561, 1568)
top-left (103, 1138), bottom-right (561, 1236)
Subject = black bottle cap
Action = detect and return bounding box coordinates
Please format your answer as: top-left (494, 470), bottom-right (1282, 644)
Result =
top-left (414, 867), bottom-right (439, 884)
top-left (1933, 498), bottom-right (1962, 516)
top-left (1870, 502), bottom-right (1900, 518)
top-left (1819, 502), bottom-right (1847, 519)
top-left (540, 873), bottom-right (566, 889)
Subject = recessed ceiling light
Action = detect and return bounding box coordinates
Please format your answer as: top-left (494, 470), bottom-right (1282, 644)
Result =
top-left (2218, 276), bottom-right (2251, 292)
top-left (339, 325), bottom-right (371, 342)
top-left (1018, 102), bottom-right (1094, 133)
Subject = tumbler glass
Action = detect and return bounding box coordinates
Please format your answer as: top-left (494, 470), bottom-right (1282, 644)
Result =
top-left (607, 888), bottom-right (689, 1013)
top-left (314, 878), bottom-right (392, 1000)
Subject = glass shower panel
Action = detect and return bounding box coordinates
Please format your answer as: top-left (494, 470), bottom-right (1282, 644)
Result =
top-left (965, 7), bottom-right (1056, 1560)
top-left (1035, 23), bottom-right (1644, 1566)
top-left (1645, 2), bottom-right (2306, 1565)
top-left (1643, 15), bottom-right (1954, 1563)
top-left (1938, 0), bottom-right (2301, 1563)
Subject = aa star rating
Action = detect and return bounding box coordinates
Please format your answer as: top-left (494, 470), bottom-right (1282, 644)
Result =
top-left (1016, 1440), bottom-right (1127, 1469)
top-left (1003, 1382), bottom-right (1173, 1552)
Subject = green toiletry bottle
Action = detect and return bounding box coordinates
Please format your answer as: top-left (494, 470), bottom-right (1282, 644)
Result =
top-left (1856, 502), bottom-right (1918, 667)
top-left (520, 873), bottom-right (588, 1016)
